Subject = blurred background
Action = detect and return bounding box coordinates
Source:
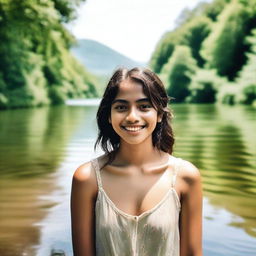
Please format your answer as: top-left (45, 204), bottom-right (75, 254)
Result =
top-left (0, 0), bottom-right (256, 255)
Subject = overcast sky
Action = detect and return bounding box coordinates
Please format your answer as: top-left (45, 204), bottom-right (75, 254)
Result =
top-left (68, 0), bottom-right (210, 62)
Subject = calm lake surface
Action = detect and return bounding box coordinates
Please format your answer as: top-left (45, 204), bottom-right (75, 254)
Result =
top-left (0, 102), bottom-right (255, 256)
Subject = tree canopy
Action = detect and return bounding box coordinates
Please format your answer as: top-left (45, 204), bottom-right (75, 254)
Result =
top-left (0, 0), bottom-right (97, 109)
top-left (162, 45), bottom-right (197, 102)
top-left (150, 0), bottom-right (256, 105)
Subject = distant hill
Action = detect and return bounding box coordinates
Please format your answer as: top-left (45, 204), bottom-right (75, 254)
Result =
top-left (71, 39), bottom-right (145, 75)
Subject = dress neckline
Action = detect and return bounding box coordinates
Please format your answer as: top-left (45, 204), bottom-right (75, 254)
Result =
top-left (94, 155), bottom-right (181, 220)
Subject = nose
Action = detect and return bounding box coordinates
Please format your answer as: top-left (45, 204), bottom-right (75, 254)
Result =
top-left (125, 106), bottom-right (139, 123)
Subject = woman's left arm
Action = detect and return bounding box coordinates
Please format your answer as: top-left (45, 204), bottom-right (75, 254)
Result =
top-left (179, 160), bottom-right (203, 256)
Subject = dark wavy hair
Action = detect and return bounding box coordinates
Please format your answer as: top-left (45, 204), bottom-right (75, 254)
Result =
top-left (94, 67), bottom-right (175, 164)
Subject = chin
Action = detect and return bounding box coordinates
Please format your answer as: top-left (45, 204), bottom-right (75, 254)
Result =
top-left (121, 136), bottom-right (153, 146)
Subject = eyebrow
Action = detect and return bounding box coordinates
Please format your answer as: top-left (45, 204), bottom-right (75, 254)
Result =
top-left (112, 98), bottom-right (150, 104)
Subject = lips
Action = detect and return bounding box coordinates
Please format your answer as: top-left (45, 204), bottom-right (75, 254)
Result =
top-left (121, 125), bottom-right (146, 132)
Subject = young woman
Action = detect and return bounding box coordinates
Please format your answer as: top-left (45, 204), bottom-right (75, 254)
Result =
top-left (71, 67), bottom-right (202, 256)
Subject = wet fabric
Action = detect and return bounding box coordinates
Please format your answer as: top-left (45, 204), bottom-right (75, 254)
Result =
top-left (91, 155), bottom-right (182, 256)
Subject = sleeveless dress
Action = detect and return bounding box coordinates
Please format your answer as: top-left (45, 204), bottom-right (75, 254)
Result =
top-left (91, 155), bottom-right (182, 256)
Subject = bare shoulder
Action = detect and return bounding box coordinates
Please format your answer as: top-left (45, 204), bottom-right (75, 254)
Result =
top-left (174, 158), bottom-right (202, 197)
top-left (73, 161), bottom-right (92, 181)
top-left (72, 161), bottom-right (97, 192)
top-left (178, 159), bottom-right (201, 184)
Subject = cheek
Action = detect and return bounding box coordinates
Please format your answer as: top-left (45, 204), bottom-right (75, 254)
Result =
top-left (109, 112), bottom-right (123, 130)
top-left (144, 111), bottom-right (158, 123)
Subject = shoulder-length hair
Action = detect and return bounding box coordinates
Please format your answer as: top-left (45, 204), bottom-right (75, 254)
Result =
top-left (94, 67), bottom-right (175, 164)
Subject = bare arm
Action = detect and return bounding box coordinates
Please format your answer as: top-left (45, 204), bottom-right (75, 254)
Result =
top-left (71, 162), bottom-right (97, 256)
top-left (179, 160), bottom-right (203, 256)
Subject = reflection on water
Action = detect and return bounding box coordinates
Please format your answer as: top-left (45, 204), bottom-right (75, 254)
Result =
top-left (0, 103), bottom-right (255, 255)
top-left (173, 104), bottom-right (256, 255)
top-left (0, 105), bottom-right (98, 255)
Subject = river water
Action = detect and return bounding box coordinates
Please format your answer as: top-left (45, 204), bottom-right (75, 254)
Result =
top-left (0, 102), bottom-right (255, 256)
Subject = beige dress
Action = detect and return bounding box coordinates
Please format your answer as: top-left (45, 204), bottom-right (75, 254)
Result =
top-left (91, 155), bottom-right (182, 256)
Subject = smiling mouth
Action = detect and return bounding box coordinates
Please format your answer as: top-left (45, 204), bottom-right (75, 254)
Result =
top-left (121, 125), bottom-right (146, 132)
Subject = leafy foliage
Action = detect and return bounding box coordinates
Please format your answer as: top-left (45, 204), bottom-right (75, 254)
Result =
top-left (0, 0), bottom-right (97, 109)
top-left (179, 16), bottom-right (211, 67)
top-left (150, 0), bottom-right (256, 105)
top-left (175, 0), bottom-right (230, 25)
top-left (150, 32), bottom-right (180, 74)
top-left (201, 0), bottom-right (253, 79)
top-left (235, 29), bottom-right (256, 104)
top-left (187, 69), bottom-right (227, 103)
top-left (162, 46), bottom-right (197, 102)
top-left (150, 16), bottom-right (211, 73)
top-left (150, 0), bottom-right (232, 73)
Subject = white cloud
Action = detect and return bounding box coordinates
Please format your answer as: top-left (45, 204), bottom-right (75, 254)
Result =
top-left (68, 0), bottom-right (208, 62)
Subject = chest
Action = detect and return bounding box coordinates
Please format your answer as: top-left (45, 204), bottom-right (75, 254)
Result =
top-left (95, 188), bottom-right (180, 256)
top-left (100, 168), bottom-right (173, 216)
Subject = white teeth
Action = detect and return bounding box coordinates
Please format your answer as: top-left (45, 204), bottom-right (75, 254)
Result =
top-left (124, 126), bottom-right (144, 132)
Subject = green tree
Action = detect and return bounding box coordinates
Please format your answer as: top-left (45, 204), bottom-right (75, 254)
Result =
top-left (235, 29), bottom-right (256, 104)
top-left (203, 0), bottom-right (231, 21)
top-left (150, 16), bottom-right (211, 72)
top-left (0, 0), bottom-right (97, 109)
top-left (187, 69), bottom-right (227, 103)
top-left (175, 0), bottom-right (230, 26)
top-left (216, 82), bottom-right (239, 105)
top-left (180, 16), bottom-right (211, 67)
top-left (150, 0), bottom-right (232, 73)
top-left (162, 45), bottom-right (197, 102)
top-left (201, 0), bottom-right (253, 79)
top-left (149, 32), bottom-right (180, 73)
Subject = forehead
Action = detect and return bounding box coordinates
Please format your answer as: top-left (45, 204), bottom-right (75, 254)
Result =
top-left (115, 79), bottom-right (147, 100)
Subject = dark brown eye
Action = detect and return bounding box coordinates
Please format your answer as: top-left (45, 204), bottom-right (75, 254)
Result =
top-left (114, 105), bottom-right (127, 111)
top-left (140, 104), bottom-right (152, 110)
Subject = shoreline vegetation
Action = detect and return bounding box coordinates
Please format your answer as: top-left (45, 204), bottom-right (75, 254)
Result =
top-left (1, 0), bottom-right (256, 110)
top-left (150, 0), bottom-right (256, 106)
top-left (0, 0), bottom-right (97, 110)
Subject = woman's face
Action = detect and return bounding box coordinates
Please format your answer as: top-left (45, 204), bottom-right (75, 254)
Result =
top-left (109, 78), bottom-right (161, 146)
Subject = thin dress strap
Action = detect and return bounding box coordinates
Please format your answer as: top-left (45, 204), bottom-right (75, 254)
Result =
top-left (92, 158), bottom-right (103, 189)
top-left (171, 157), bottom-right (183, 188)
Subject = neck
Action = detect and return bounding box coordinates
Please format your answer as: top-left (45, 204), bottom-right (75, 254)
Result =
top-left (114, 139), bottom-right (165, 166)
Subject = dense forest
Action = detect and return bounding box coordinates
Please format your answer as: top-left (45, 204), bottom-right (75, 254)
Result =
top-left (1, 0), bottom-right (255, 109)
top-left (0, 0), bottom-right (97, 109)
top-left (150, 0), bottom-right (256, 105)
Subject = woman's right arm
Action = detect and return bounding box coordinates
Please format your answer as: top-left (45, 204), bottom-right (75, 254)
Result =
top-left (71, 162), bottom-right (96, 256)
